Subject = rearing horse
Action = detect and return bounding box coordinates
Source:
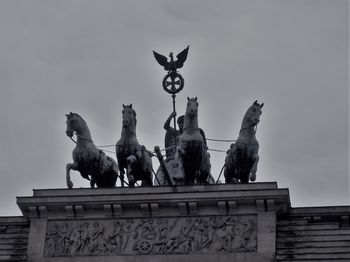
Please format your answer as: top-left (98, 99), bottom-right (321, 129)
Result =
top-left (177, 97), bottom-right (211, 184)
top-left (65, 112), bottom-right (118, 188)
top-left (116, 104), bottom-right (153, 187)
top-left (224, 100), bottom-right (263, 183)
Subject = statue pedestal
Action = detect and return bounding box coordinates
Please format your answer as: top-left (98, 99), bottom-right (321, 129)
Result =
top-left (17, 182), bottom-right (290, 262)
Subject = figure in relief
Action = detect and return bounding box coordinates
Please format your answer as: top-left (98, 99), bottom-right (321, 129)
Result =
top-left (44, 216), bottom-right (257, 257)
top-left (58, 223), bottom-right (72, 255)
top-left (90, 222), bottom-right (104, 254)
top-left (108, 220), bottom-right (132, 253)
top-left (193, 218), bottom-right (205, 251)
top-left (178, 218), bottom-right (195, 252)
top-left (46, 224), bottom-right (58, 256)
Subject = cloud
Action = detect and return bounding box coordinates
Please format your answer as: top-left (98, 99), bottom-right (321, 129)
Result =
top-left (0, 0), bottom-right (348, 215)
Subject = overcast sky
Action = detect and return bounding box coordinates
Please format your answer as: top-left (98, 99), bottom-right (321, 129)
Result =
top-left (0, 0), bottom-right (348, 216)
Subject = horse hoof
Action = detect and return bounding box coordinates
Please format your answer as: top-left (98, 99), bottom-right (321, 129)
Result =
top-left (250, 173), bottom-right (256, 182)
top-left (67, 180), bottom-right (73, 189)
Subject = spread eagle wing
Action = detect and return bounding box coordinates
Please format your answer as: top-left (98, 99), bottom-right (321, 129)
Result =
top-left (175, 45), bottom-right (189, 69)
top-left (153, 51), bottom-right (169, 70)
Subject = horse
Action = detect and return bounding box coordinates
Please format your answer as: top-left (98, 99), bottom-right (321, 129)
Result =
top-left (224, 100), bottom-right (263, 183)
top-left (116, 104), bottom-right (153, 187)
top-left (177, 97), bottom-right (211, 184)
top-left (65, 112), bottom-right (118, 188)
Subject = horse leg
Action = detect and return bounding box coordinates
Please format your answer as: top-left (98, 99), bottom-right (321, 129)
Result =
top-left (224, 166), bottom-right (237, 183)
top-left (90, 177), bottom-right (96, 188)
top-left (119, 165), bottom-right (125, 187)
top-left (144, 169), bottom-right (153, 187)
top-left (240, 170), bottom-right (250, 183)
top-left (127, 173), bottom-right (135, 187)
top-left (129, 179), bottom-right (135, 187)
top-left (126, 159), bottom-right (136, 187)
top-left (141, 176), bottom-right (152, 187)
top-left (66, 162), bottom-right (78, 189)
top-left (184, 166), bottom-right (195, 185)
top-left (199, 153), bottom-right (210, 184)
top-left (111, 162), bottom-right (119, 186)
top-left (224, 168), bottom-right (231, 183)
top-left (224, 149), bottom-right (238, 184)
top-left (177, 147), bottom-right (193, 184)
top-left (249, 154), bottom-right (259, 182)
top-left (224, 158), bottom-right (232, 183)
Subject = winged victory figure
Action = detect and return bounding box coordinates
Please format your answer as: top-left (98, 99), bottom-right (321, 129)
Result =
top-left (153, 45), bottom-right (189, 72)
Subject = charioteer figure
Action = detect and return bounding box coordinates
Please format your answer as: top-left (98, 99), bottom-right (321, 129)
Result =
top-left (164, 111), bottom-right (184, 160)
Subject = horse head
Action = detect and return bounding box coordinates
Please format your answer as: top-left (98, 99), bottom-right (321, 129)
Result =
top-left (242, 100), bottom-right (264, 129)
top-left (65, 112), bottom-right (87, 138)
top-left (122, 104), bottom-right (137, 129)
top-left (186, 97), bottom-right (199, 119)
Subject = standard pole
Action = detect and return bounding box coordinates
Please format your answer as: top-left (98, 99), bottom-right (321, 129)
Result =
top-left (172, 94), bottom-right (177, 131)
top-left (154, 146), bottom-right (174, 186)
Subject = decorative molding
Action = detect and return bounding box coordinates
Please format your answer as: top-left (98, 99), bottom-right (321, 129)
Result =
top-left (188, 202), bottom-right (197, 214)
top-left (28, 206), bottom-right (39, 218)
top-left (65, 205), bottom-right (74, 217)
top-left (217, 201), bottom-right (226, 213)
top-left (228, 201), bottom-right (237, 212)
top-left (38, 206), bottom-right (48, 218)
top-left (178, 202), bottom-right (187, 214)
top-left (113, 204), bottom-right (122, 216)
top-left (266, 199), bottom-right (275, 211)
top-left (150, 203), bottom-right (159, 215)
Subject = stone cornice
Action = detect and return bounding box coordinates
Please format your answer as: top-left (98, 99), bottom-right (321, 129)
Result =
top-left (17, 182), bottom-right (290, 220)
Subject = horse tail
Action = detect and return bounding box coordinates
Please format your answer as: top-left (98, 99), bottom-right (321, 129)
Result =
top-left (224, 144), bottom-right (238, 183)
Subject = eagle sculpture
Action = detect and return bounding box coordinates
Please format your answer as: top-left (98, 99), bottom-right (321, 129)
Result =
top-left (153, 45), bottom-right (189, 72)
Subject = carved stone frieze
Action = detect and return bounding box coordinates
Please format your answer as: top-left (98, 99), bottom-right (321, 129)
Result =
top-left (44, 215), bottom-right (257, 257)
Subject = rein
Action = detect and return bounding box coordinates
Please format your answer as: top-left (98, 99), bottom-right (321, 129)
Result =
top-left (73, 132), bottom-right (93, 143)
top-left (240, 121), bottom-right (259, 133)
top-left (68, 132), bottom-right (93, 145)
top-left (69, 136), bottom-right (77, 144)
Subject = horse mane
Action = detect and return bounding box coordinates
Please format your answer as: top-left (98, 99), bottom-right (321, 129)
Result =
top-left (70, 113), bottom-right (87, 125)
top-left (131, 108), bottom-right (137, 122)
top-left (243, 106), bottom-right (253, 123)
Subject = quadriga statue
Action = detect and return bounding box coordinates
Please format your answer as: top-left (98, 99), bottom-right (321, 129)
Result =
top-left (116, 104), bottom-right (153, 187)
top-left (65, 112), bottom-right (119, 188)
top-left (224, 100), bottom-right (263, 183)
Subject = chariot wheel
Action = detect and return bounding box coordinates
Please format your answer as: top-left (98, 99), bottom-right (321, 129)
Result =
top-left (138, 240), bottom-right (153, 254)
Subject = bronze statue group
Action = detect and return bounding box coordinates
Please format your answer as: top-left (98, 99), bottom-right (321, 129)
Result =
top-left (65, 99), bottom-right (263, 188)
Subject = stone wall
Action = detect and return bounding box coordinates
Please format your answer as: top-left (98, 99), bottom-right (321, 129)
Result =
top-left (277, 206), bottom-right (350, 261)
top-left (0, 216), bottom-right (29, 261)
top-left (0, 183), bottom-right (347, 261)
top-left (17, 183), bottom-right (289, 262)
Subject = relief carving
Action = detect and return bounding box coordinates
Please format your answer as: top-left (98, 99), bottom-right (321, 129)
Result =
top-left (45, 215), bottom-right (257, 257)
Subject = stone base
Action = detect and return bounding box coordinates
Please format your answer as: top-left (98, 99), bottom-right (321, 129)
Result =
top-left (17, 183), bottom-right (290, 262)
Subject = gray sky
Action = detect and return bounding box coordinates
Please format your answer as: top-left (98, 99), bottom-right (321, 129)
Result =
top-left (0, 0), bottom-right (348, 216)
